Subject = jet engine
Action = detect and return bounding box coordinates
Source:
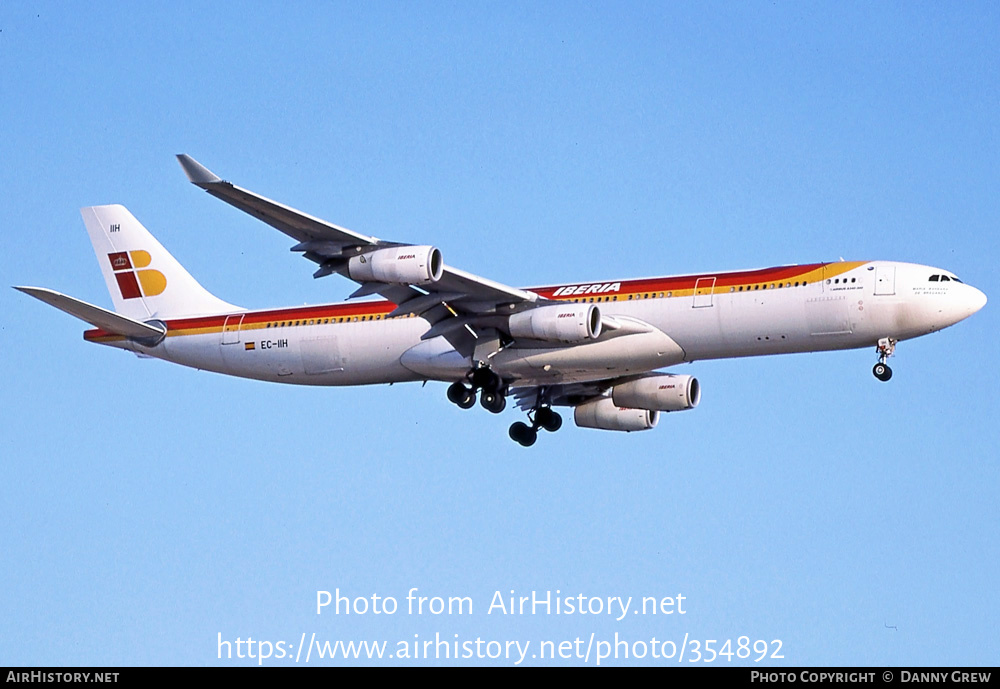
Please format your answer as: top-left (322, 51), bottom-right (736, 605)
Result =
top-left (611, 373), bottom-right (700, 412)
top-left (347, 245), bottom-right (443, 285)
top-left (508, 304), bottom-right (602, 343)
top-left (573, 397), bottom-right (658, 432)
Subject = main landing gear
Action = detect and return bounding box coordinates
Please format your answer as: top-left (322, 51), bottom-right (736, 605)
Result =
top-left (447, 366), bottom-right (506, 414)
top-left (509, 406), bottom-right (563, 447)
top-left (873, 337), bottom-right (896, 382)
top-left (446, 367), bottom-right (563, 447)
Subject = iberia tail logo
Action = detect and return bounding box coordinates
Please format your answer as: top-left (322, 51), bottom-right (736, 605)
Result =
top-left (107, 251), bottom-right (167, 299)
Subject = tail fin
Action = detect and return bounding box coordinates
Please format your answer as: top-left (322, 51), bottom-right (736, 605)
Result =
top-left (81, 205), bottom-right (240, 319)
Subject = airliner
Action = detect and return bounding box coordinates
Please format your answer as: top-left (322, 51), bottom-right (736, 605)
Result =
top-left (17, 155), bottom-right (987, 446)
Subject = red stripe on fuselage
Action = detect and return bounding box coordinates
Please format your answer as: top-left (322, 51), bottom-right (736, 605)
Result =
top-left (82, 262), bottom-right (842, 341)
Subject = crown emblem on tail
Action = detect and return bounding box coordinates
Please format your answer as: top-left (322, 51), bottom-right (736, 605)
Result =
top-left (106, 251), bottom-right (167, 299)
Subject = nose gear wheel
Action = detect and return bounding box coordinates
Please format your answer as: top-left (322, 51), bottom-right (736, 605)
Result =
top-left (873, 337), bottom-right (896, 382)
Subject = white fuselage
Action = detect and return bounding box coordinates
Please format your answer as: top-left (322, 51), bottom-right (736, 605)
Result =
top-left (86, 260), bottom-right (986, 390)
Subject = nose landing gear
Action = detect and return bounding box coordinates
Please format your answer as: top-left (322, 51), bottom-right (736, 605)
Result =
top-left (873, 337), bottom-right (896, 382)
top-left (873, 362), bottom-right (892, 381)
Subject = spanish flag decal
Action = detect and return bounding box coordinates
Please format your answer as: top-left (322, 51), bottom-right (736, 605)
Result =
top-left (245, 342), bottom-right (255, 351)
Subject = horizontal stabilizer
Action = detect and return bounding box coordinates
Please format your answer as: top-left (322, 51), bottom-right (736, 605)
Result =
top-left (14, 286), bottom-right (166, 341)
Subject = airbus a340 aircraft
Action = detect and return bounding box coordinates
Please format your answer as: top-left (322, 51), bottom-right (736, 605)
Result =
top-left (18, 156), bottom-right (987, 445)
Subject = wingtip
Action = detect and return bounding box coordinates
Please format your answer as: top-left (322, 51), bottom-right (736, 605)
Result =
top-left (176, 154), bottom-right (222, 185)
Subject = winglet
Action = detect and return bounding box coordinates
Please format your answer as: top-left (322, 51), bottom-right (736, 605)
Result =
top-left (176, 154), bottom-right (222, 186)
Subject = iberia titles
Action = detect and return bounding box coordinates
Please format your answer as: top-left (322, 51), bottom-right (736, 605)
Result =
top-left (550, 282), bottom-right (622, 297)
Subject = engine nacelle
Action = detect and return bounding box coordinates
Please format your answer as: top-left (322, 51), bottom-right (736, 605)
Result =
top-left (508, 304), bottom-right (602, 343)
top-left (573, 397), bottom-right (658, 432)
top-left (611, 373), bottom-right (700, 412)
top-left (347, 245), bottom-right (443, 285)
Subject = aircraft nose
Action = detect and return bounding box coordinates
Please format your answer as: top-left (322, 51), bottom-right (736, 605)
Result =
top-left (954, 284), bottom-right (987, 321)
top-left (967, 285), bottom-right (987, 314)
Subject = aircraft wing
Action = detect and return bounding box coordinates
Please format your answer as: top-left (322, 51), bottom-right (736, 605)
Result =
top-left (176, 155), bottom-right (540, 320)
top-left (512, 381), bottom-right (610, 411)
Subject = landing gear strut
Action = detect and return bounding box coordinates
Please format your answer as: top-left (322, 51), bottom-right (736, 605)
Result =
top-left (873, 337), bottom-right (896, 382)
top-left (509, 406), bottom-right (563, 447)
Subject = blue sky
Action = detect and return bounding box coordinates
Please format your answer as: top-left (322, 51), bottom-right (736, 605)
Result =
top-left (2, 2), bottom-right (997, 666)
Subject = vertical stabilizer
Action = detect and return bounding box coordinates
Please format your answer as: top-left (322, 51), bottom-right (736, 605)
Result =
top-left (81, 205), bottom-right (241, 319)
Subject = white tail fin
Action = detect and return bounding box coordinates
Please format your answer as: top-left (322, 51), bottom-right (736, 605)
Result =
top-left (81, 205), bottom-right (241, 319)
